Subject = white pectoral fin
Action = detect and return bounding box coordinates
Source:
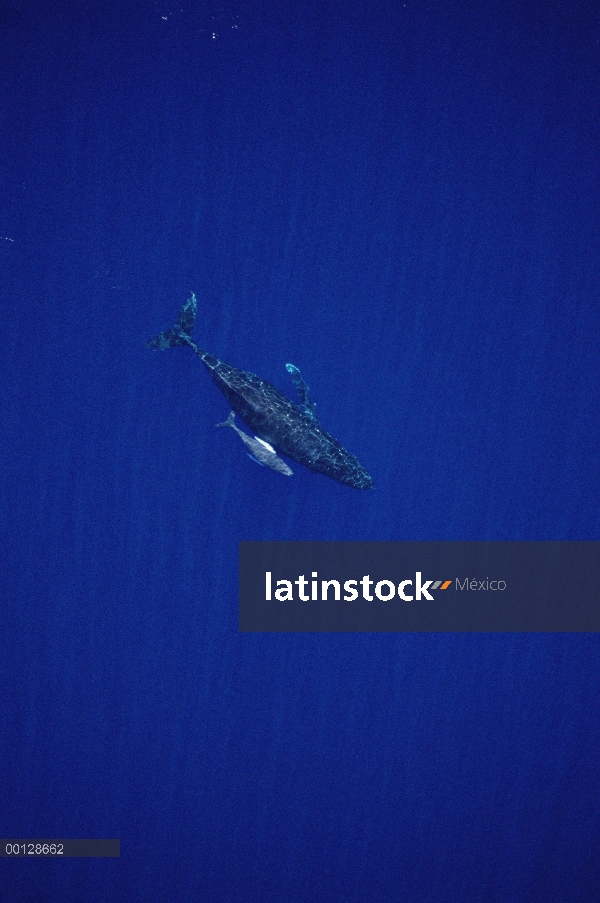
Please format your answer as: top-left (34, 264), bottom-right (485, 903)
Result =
top-left (253, 437), bottom-right (276, 454)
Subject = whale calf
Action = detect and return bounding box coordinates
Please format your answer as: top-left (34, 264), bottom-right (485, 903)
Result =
top-left (216, 412), bottom-right (293, 476)
top-left (148, 294), bottom-right (373, 489)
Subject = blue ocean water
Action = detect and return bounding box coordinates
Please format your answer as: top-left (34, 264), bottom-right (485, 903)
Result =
top-left (1, 1), bottom-right (599, 900)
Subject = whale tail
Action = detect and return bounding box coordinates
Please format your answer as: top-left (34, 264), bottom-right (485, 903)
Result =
top-left (215, 412), bottom-right (236, 430)
top-left (148, 293), bottom-right (197, 349)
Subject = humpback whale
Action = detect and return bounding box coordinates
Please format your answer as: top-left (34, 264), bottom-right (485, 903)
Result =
top-left (148, 294), bottom-right (373, 489)
top-left (216, 412), bottom-right (293, 476)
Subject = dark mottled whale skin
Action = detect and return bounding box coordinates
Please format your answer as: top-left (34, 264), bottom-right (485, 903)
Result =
top-left (148, 294), bottom-right (373, 490)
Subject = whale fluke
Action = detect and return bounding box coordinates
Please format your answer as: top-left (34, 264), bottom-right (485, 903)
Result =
top-left (215, 411), bottom-right (236, 430)
top-left (148, 293), bottom-right (197, 349)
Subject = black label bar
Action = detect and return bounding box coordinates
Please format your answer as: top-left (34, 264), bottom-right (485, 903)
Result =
top-left (1, 840), bottom-right (120, 858)
top-left (239, 542), bottom-right (600, 632)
